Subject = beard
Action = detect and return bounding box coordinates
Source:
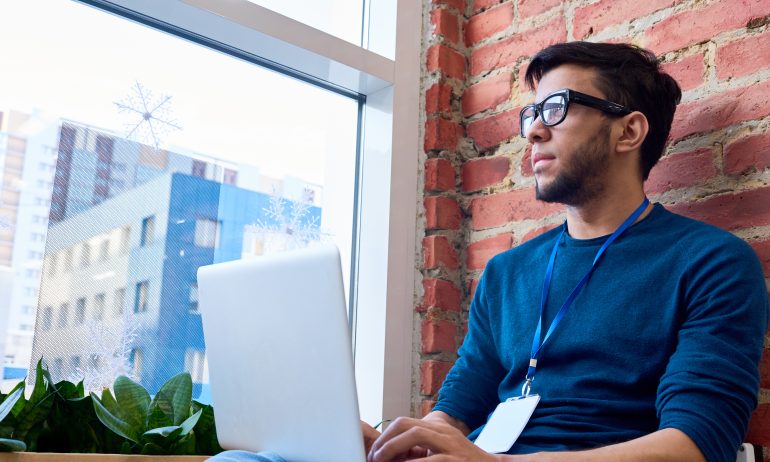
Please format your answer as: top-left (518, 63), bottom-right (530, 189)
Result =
top-left (535, 124), bottom-right (611, 206)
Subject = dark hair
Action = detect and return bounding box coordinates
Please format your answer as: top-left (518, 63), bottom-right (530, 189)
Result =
top-left (525, 41), bottom-right (682, 180)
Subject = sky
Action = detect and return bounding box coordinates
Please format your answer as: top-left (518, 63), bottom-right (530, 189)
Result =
top-left (0, 0), bottom-right (362, 186)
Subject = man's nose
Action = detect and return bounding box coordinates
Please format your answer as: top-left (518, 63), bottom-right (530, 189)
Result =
top-left (525, 115), bottom-right (550, 143)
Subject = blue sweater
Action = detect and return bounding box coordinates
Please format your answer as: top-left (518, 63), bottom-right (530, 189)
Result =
top-left (433, 204), bottom-right (769, 462)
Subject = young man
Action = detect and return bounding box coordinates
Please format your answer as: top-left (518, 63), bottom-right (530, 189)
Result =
top-left (364, 42), bottom-right (769, 462)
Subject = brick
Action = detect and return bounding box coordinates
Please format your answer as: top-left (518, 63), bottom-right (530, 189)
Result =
top-left (462, 72), bottom-right (512, 117)
top-left (420, 360), bottom-right (454, 395)
top-left (425, 118), bottom-right (463, 152)
top-left (747, 404), bottom-right (770, 446)
top-left (423, 235), bottom-right (460, 270)
top-left (467, 233), bottom-right (513, 270)
top-left (425, 196), bottom-right (463, 230)
top-left (667, 186), bottom-right (770, 231)
top-left (420, 278), bottom-right (462, 312)
top-left (749, 239), bottom-right (770, 276)
top-left (421, 319), bottom-right (457, 353)
top-left (470, 16), bottom-right (566, 76)
top-left (473, 0), bottom-right (500, 13)
top-left (425, 158), bottom-right (456, 192)
top-left (427, 44), bottom-right (466, 80)
top-left (462, 156), bottom-right (511, 192)
top-left (518, 59), bottom-right (532, 93)
top-left (724, 132), bottom-right (770, 176)
top-left (519, 0), bottom-right (561, 20)
top-left (431, 8), bottom-right (461, 45)
top-left (433, 0), bottom-right (465, 12)
top-left (574, 0), bottom-right (674, 39)
top-left (670, 79), bottom-right (770, 142)
top-left (521, 145), bottom-right (533, 177)
top-left (426, 82), bottom-right (453, 116)
top-left (421, 399), bottom-right (437, 417)
top-left (661, 53), bottom-right (705, 92)
top-left (465, 3), bottom-right (513, 46)
top-left (760, 348), bottom-right (770, 388)
top-left (644, 148), bottom-right (716, 194)
top-left (522, 223), bottom-right (561, 243)
top-left (644, 0), bottom-right (770, 55)
top-left (467, 109), bottom-right (520, 150)
top-left (470, 188), bottom-right (563, 230)
top-left (717, 29), bottom-right (770, 80)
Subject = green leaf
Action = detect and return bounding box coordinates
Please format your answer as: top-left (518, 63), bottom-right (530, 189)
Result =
top-left (170, 432), bottom-right (196, 455)
top-left (146, 404), bottom-right (172, 431)
top-left (9, 381), bottom-right (26, 418)
top-left (92, 395), bottom-right (139, 443)
top-left (113, 376), bottom-right (150, 433)
top-left (150, 373), bottom-right (192, 426)
top-left (100, 389), bottom-right (119, 415)
top-left (0, 388), bottom-right (23, 423)
top-left (0, 438), bottom-right (26, 452)
top-left (177, 409), bottom-right (201, 437)
top-left (29, 359), bottom-right (48, 404)
top-left (191, 400), bottom-right (223, 455)
top-left (140, 441), bottom-right (167, 455)
top-left (13, 388), bottom-right (54, 441)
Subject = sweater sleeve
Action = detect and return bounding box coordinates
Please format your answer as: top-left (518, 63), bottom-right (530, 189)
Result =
top-left (656, 239), bottom-right (769, 462)
top-left (433, 266), bottom-right (508, 432)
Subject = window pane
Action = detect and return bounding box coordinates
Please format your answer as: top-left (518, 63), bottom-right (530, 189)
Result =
top-left (2, 0), bottom-right (359, 397)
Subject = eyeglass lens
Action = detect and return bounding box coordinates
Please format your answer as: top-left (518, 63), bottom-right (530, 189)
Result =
top-left (520, 93), bottom-right (568, 136)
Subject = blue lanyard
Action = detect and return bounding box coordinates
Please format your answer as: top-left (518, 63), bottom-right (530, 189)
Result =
top-left (522, 198), bottom-right (650, 397)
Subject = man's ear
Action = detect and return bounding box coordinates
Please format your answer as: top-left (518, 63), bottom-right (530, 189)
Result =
top-left (615, 111), bottom-right (649, 154)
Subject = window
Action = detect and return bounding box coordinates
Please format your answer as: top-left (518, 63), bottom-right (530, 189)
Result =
top-left (79, 243), bottom-right (91, 268)
top-left (28, 251), bottom-right (44, 260)
top-left (63, 248), bottom-right (73, 272)
top-left (17, 0), bottom-right (414, 424)
top-left (120, 227), bottom-right (130, 254)
top-left (130, 349), bottom-right (143, 381)
top-left (75, 297), bottom-right (87, 325)
top-left (194, 219), bottom-right (219, 248)
top-left (25, 269), bottom-right (40, 278)
top-left (134, 281), bottom-right (149, 313)
top-left (40, 305), bottom-right (53, 331)
top-left (189, 284), bottom-right (199, 313)
top-left (93, 293), bottom-right (106, 320)
top-left (71, 356), bottom-right (82, 374)
top-left (184, 349), bottom-right (208, 383)
top-left (113, 287), bottom-right (126, 315)
top-left (99, 239), bottom-right (110, 261)
top-left (57, 303), bottom-right (69, 328)
top-left (46, 253), bottom-right (58, 276)
top-left (140, 216), bottom-right (155, 247)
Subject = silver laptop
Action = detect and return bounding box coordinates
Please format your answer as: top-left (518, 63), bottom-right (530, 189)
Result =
top-left (197, 245), bottom-right (366, 462)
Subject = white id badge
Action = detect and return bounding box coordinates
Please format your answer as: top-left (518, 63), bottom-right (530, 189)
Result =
top-left (473, 394), bottom-right (540, 454)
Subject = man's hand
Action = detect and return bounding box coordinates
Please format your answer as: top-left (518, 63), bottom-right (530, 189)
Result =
top-left (366, 416), bottom-right (499, 462)
top-left (361, 421), bottom-right (381, 454)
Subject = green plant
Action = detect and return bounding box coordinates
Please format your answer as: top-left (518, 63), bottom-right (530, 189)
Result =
top-left (0, 359), bottom-right (223, 456)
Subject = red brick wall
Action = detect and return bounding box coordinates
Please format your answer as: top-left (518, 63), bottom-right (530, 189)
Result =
top-left (419, 0), bottom-right (770, 456)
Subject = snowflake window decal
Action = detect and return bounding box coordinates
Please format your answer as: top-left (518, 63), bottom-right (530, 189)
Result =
top-left (114, 81), bottom-right (181, 150)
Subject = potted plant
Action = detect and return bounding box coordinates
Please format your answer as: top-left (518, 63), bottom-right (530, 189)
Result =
top-left (0, 361), bottom-right (222, 461)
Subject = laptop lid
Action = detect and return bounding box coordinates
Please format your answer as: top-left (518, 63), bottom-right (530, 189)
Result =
top-left (197, 245), bottom-right (365, 462)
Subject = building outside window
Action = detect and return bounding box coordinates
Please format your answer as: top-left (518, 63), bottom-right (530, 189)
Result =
top-left (41, 307), bottom-right (52, 331)
top-left (113, 287), bottom-right (125, 316)
top-left (57, 303), bottom-right (69, 329)
top-left (93, 293), bottom-right (106, 321)
top-left (134, 281), bottom-right (149, 314)
top-left (193, 218), bottom-right (219, 248)
top-left (75, 298), bottom-right (86, 325)
top-left (140, 216), bottom-right (155, 247)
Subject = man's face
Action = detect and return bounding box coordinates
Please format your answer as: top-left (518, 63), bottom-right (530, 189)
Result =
top-left (527, 65), bottom-right (614, 206)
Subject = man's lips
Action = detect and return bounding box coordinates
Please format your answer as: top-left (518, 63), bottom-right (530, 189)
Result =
top-left (531, 153), bottom-right (555, 166)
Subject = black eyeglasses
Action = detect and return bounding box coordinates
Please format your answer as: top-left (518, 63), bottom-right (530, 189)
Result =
top-left (519, 89), bottom-right (632, 138)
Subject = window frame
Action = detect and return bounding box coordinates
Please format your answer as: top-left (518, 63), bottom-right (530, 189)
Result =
top-left (75, 0), bottom-right (420, 424)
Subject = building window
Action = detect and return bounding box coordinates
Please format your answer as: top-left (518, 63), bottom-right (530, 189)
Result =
top-left (57, 303), bottom-right (69, 328)
top-left (19, 324), bottom-right (34, 332)
top-left (113, 287), bottom-right (126, 315)
top-left (53, 358), bottom-right (64, 379)
top-left (191, 160), bottom-right (207, 178)
top-left (99, 239), bottom-right (110, 261)
top-left (223, 168), bottom-right (238, 185)
top-left (130, 348), bottom-right (143, 381)
top-left (79, 243), bottom-right (91, 268)
top-left (184, 349), bottom-right (208, 383)
top-left (189, 284), bottom-right (199, 313)
top-left (134, 281), bottom-right (149, 313)
top-left (63, 248), bottom-right (73, 272)
top-left (46, 252), bottom-right (58, 276)
top-left (75, 297), bottom-right (87, 325)
top-left (28, 251), bottom-right (44, 260)
top-left (140, 216), bottom-right (155, 247)
top-left (70, 356), bottom-right (82, 375)
top-left (120, 226), bottom-right (131, 254)
top-left (194, 219), bottom-right (220, 248)
top-left (40, 306), bottom-right (53, 330)
top-left (93, 293), bottom-right (106, 320)
top-left (25, 269), bottom-right (40, 278)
